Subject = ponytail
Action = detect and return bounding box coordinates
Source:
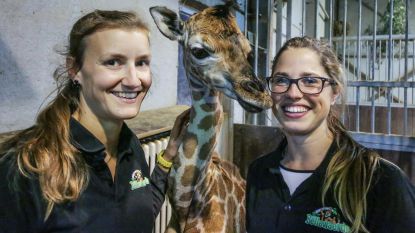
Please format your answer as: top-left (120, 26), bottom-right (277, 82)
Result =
top-left (322, 112), bottom-right (379, 233)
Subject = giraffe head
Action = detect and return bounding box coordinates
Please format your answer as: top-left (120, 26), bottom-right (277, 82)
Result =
top-left (150, 2), bottom-right (272, 112)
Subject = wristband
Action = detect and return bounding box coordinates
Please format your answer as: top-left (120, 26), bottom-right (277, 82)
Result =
top-left (156, 150), bottom-right (173, 168)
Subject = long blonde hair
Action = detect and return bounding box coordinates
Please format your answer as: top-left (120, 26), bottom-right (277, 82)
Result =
top-left (272, 36), bottom-right (380, 233)
top-left (0, 10), bottom-right (149, 219)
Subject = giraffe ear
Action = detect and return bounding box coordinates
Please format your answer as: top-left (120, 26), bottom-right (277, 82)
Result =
top-left (150, 6), bottom-right (184, 41)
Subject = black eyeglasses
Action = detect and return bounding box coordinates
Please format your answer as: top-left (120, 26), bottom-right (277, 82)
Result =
top-left (266, 75), bottom-right (337, 94)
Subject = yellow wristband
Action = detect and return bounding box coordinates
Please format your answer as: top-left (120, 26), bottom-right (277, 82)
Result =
top-left (157, 150), bottom-right (173, 168)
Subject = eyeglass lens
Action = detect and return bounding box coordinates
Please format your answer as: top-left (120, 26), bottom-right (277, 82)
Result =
top-left (268, 76), bottom-right (325, 94)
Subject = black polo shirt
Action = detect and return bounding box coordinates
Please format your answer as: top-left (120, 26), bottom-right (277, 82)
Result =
top-left (246, 139), bottom-right (415, 233)
top-left (0, 118), bottom-right (168, 233)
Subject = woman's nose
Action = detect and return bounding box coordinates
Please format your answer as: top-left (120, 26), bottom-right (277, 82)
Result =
top-left (123, 64), bottom-right (141, 87)
top-left (285, 82), bottom-right (303, 99)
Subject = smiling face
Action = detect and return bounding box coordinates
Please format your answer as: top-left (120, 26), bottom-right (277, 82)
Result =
top-left (271, 48), bottom-right (338, 136)
top-left (73, 28), bottom-right (151, 123)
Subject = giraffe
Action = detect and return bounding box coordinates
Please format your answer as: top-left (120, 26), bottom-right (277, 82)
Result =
top-left (150, 2), bottom-right (272, 233)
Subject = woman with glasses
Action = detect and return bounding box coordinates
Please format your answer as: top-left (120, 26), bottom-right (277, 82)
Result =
top-left (246, 36), bottom-right (415, 233)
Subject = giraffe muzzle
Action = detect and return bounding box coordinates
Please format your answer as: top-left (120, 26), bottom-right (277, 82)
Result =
top-left (240, 80), bottom-right (265, 93)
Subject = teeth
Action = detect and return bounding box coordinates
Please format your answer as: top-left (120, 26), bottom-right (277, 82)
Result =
top-left (112, 91), bottom-right (138, 99)
top-left (284, 106), bottom-right (308, 113)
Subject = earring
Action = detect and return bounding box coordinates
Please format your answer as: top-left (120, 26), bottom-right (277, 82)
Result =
top-left (71, 80), bottom-right (81, 89)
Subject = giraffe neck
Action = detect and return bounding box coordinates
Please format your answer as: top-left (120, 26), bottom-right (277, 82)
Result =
top-left (169, 73), bottom-right (223, 226)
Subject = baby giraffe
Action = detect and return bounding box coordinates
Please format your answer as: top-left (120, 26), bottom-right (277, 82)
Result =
top-left (150, 2), bottom-right (272, 233)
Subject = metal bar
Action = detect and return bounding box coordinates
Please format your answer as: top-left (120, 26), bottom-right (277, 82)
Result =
top-left (314, 0), bottom-right (319, 37)
top-left (388, 0), bottom-right (393, 82)
top-left (329, 0), bottom-right (333, 44)
top-left (356, 0), bottom-right (362, 80)
top-left (254, 0), bottom-right (259, 75)
top-left (252, 0), bottom-right (260, 125)
top-left (356, 86), bottom-right (360, 132)
top-left (266, 0), bottom-right (272, 76)
top-left (357, 0), bottom-right (362, 81)
top-left (276, 0), bottom-right (283, 51)
top-left (350, 132), bottom-right (415, 152)
top-left (404, 0), bottom-right (409, 135)
top-left (286, 0), bottom-right (292, 39)
top-left (356, 0), bottom-right (362, 132)
top-left (348, 81), bottom-right (415, 88)
top-left (372, 0), bottom-right (377, 81)
top-left (244, 0), bottom-right (248, 37)
top-left (371, 87), bottom-right (375, 133)
top-left (387, 0), bottom-right (394, 135)
top-left (302, 0), bottom-right (306, 36)
top-left (332, 34), bottom-right (415, 41)
top-left (387, 87), bottom-right (392, 134)
top-left (342, 0), bottom-right (347, 70)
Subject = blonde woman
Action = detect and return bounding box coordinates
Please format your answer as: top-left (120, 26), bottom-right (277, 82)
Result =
top-left (246, 36), bottom-right (415, 233)
top-left (0, 10), bottom-right (188, 233)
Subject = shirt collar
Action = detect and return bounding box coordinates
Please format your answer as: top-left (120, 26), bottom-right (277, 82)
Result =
top-left (268, 138), bottom-right (338, 175)
top-left (69, 117), bottom-right (134, 164)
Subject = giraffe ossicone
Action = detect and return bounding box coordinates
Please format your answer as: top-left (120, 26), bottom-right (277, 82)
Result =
top-left (150, 2), bottom-right (272, 233)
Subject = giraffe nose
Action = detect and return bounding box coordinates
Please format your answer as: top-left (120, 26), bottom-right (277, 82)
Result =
top-left (240, 79), bottom-right (265, 93)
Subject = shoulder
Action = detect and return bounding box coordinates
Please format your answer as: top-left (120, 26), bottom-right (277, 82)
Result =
top-left (0, 151), bottom-right (19, 181)
top-left (366, 158), bottom-right (415, 231)
top-left (374, 158), bottom-right (413, 188)
top-left (0, 151), bottom-right (39, 193)
top-left (369, 157), bottom-right (415, 204)
top-left (247, 148), bottom-right (282, 182)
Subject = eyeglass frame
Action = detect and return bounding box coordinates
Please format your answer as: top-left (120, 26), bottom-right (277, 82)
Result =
top-left (266, 75), bottom-right (337, 94)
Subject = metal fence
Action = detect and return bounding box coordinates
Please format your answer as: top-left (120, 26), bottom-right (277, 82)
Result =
top-left (241, 0), bottom-right (415, 153)
top-left (140, 136), bottom-right (172, 233)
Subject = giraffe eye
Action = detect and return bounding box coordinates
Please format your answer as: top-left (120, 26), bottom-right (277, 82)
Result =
top-left (191, 47), bottom-right (210, 59)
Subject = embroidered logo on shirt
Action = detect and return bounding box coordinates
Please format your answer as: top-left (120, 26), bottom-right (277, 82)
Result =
top-left (305, 207), bottom-right (351, 233)
top-left (129, 169), bottom-right (149, 190)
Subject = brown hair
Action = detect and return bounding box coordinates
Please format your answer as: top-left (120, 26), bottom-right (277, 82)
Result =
top-left (0, 10), bottom-right (149, 219)
top-left (272, 36), bottom-right (379, 233)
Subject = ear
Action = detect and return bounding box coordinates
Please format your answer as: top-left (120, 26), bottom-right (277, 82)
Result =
top-left (331, 92), bottom-right (339, 105)
top-left (66, 56), bottom-right (81, 82)
top-left (149, 6), bottom-right (184, 41)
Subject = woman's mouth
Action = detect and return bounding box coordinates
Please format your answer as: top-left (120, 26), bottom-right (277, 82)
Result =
top-left (282, 105), bottom-right (310, 118)
top-left (111, 91), bottom-right (139, 99)
top-left (283, 105), bottom-right (309, 113)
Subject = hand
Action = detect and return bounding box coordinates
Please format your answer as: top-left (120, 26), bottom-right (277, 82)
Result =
top-left (163, 108), bottom-right (191, 161)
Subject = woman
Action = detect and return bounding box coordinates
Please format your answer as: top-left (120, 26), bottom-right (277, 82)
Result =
top-left (246, 36), bottom-right (415, 233)
top-left (0, 10), bottom-right (188, 233)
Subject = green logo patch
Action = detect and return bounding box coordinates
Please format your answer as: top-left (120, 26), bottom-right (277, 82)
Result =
top-left (129, 169), bottom-right (150, 190)
top-left (305, 207), bottom-right (350, 233)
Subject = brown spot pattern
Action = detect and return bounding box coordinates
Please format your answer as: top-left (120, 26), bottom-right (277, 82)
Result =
top-left (202, 200), bottom-right (225, 232)
top-left (197, 115), bottom-right (214, 131)
top-left (198, 136), bottom-right (216, 160)
top-left (226, 197), bottom-right (237, 233)
top-left (181, 165), bottom-right (200, 187)
top-left (179, 191), bottom-right (193, 203)
top-left (183, 133), bottom-right (198, 159)
top-left (200, 102), bottom-right (217, 112)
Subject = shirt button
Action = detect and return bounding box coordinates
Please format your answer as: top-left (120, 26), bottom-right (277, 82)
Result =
top-left (284, 204), bottom-right (292, 211)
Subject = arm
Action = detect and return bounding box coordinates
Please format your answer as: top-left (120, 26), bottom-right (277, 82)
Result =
top-left (157, 109), bottom-right (190, 172)
top-left (150, 109), bottom-right (190, 217)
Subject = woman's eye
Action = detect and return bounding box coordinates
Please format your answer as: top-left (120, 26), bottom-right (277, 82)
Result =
top-left (136, 60), bottom-right (150, 67)
top-left (104, 59), bottom-right (121, 67)
top-left (302, 77), bottom-right (319, 85)
top-left (191, 47), bottom-right (210, 59)
top-left (273, 77), bottom-right (289, 86)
